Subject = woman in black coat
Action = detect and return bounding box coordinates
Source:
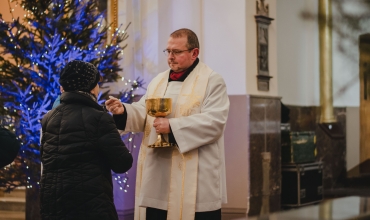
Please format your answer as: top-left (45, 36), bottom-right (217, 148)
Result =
top-left (0, 126), bottom-right (20, 168)
top-left (40, 60), bottom-right (133, 220)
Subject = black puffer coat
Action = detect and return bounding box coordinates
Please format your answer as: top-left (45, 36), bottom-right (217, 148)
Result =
top-left (0, 127), bottom-right (20, 168)
top-left (40, 91), bottom-right (133, 220)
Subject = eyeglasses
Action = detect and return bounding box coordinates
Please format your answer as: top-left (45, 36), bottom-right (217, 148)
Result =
top-left (163, 48), bottom-right (194, 56)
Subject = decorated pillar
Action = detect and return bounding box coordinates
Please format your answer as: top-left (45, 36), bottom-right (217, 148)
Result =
top-left (255, 0), bottom-right (274, 91)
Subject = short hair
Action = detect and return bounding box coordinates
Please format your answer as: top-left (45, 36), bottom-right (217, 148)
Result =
top-left (170, 28), bottom-right (199, 50)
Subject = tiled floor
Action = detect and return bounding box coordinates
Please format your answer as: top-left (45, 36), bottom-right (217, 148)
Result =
top-left (0, 188), bottom-right (25, 220)
top-left (0, 210), bottom-right (25, 220)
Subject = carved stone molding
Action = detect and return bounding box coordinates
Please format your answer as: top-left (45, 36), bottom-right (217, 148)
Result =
top-left (256, 0), bottom-right (269, 16)
top-left (255, 0), bottom-right (274, 91)
top-left (257, 74), bottom-right (273, 91)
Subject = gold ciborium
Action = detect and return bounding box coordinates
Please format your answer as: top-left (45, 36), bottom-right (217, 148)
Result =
top-left (146, 98), bottom-right (174, 148)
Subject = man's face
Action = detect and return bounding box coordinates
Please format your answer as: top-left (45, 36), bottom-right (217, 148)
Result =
top-left (166, 36), bottom-right (197, 72)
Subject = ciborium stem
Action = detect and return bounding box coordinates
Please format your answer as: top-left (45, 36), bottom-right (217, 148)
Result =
top-left (146, 98), bottom-right (174, 148)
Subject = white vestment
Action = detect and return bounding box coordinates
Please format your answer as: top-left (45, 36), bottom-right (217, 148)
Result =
top-left (122, 61), bottom-right (229, 220)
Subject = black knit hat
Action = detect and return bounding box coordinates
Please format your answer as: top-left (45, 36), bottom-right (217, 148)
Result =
top-left (59, 60), bottom-right (100, 92)
top-left (0, 127), bottom-right (20, 168)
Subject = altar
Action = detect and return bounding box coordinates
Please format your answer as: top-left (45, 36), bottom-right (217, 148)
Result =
top-left (233, 196), bottom-right (370, 220)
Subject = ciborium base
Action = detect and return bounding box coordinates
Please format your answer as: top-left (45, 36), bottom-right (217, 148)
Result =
top-left (148, 134), bottom-right (175, 148)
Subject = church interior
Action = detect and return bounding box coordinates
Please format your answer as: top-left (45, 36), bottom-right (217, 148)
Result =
top-left (1, 0), bottom-right (370, 219)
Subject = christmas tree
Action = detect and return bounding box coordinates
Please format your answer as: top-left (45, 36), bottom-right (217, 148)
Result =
top-left (0, 0), bottom-right (143, 191)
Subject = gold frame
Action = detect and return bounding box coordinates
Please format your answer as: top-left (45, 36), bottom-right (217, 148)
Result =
top-left (107, 0), bottom-right (118, 42)
top-left (109, 0), bottom-right (118, 36)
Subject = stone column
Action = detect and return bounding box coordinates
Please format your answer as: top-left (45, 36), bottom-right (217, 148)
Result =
top-left (316, 0), bottom-right (346, 190)
top-left (318, 0), bottom-right (336, 123)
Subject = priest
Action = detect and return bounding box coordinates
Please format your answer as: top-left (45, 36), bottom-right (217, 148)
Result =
top-left (106, 28), bottom-right (230, 220)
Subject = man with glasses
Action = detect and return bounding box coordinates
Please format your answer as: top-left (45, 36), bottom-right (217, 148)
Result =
top-left (106, 28), bottom-right (229, 220)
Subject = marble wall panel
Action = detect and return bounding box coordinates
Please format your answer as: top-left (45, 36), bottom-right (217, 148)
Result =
top-left (286, 105), bottom-right (347, 189)
top-left (315, 125), bottom-right (347, 189)
top-left (248, 95), bottom-right (281, 216)
top-left (286, 106), bottom-right (346, 133)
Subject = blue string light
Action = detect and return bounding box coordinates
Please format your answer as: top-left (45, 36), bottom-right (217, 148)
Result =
top-left (0, 0), bottom-right (145, 192)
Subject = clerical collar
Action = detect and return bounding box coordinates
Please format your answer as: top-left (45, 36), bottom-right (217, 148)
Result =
top-left (168, 58), bottom-right (199, 82)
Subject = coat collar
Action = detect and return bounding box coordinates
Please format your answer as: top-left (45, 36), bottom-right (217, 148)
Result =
top-left (168, 58), bottom-right (199, 82)
top-left (60, 91), bottom-right (104, 111)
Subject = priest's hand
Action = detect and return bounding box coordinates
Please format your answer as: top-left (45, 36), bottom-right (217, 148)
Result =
top-left (105, 96), bottom-right (125, 115)
top-left (153, 118), bottom-right (170, 134)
